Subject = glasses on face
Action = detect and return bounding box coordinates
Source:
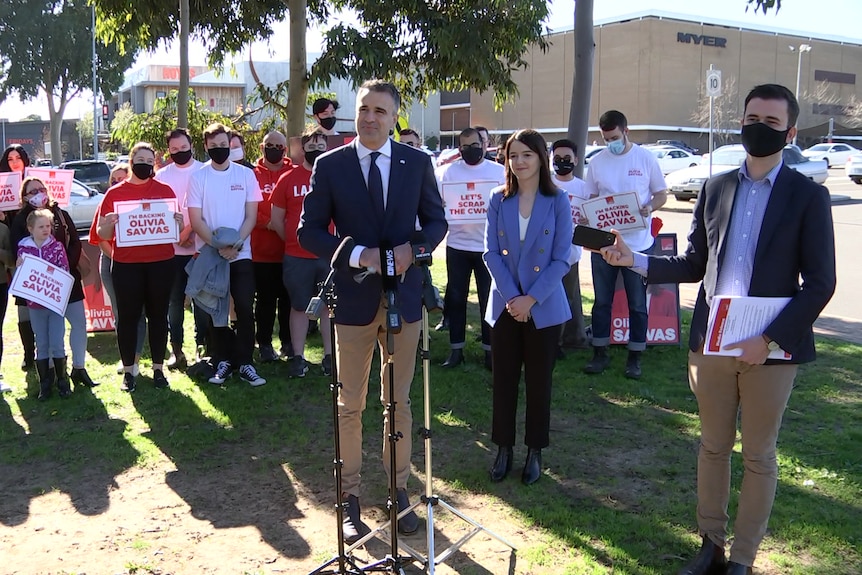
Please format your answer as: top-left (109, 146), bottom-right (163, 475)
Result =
top-left (264, 144), bottom-right (286, 150)
top-left (305, 143), bottom-right (327, 152)
top-left (24, 187), bottom-right (47, 196)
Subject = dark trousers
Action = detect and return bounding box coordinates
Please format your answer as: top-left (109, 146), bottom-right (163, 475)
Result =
top-left (253, 261), bottom-right (290, 348)
top-left (0, 283), bottom-right (7, 367)
top-left (168, 254), bottom-right (210, 347)
top-left (560, 263), bottom-right (588, 348)
top-left (490, 310), bottom-right (560, 449)
top-left (111, 259), bottom-right (176, 366)
top-left (445, 246), bottom-right (491, 349)
top-left (213, 259), bottom-right (256, 366)
top-left (590, 251), bottom-right (648, 350)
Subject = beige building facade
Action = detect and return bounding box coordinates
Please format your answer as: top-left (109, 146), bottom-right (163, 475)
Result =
top-left (447, 11), bottom-right (862, 151)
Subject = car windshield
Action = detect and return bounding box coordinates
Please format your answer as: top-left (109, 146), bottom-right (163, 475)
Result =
top-left (72, 164), bottom-right (109, 179)
top-left (710, 150), bottom-right (747, 166)
top-left (807, 144), bottom-right (830, 152)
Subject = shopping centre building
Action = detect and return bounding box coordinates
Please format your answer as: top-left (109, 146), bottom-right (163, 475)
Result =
top-left (441, 10), bottom-right (862, 150)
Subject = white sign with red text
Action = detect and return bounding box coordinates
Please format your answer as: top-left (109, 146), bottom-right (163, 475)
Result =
top-left (10, 254), bottom-right (74, 315)
top-left (23, 168), bottom-right (75, 208)
top-left (582, 192), bottom-right (646, 232)
top-left (0, 172), bottom-right (22, 211)
top-left (114, 199), bottom-right (179, 247)
top-left (442, 181), bottom-right (496, 223)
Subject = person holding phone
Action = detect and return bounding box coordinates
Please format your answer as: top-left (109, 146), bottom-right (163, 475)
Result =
top-left (483, 129), bottom-right (572, 485)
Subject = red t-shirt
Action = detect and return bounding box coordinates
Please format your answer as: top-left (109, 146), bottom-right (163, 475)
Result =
top-left (271, 165), bottom-right (317, 259)
top-left (252, 159), bottom-right (293, 263)
top-left (89, 179), bottom-right (177, 263)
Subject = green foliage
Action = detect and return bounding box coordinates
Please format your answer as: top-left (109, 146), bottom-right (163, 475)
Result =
top-left (747, 0), bottom-right (782, 13)
top-left (77, 111), bottom-right (95, 143)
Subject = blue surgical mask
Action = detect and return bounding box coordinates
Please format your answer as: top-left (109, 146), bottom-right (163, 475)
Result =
top-left (608, 138), bottom-right (626, 156)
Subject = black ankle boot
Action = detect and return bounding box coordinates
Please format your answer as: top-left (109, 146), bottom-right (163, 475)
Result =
top-left (490, 446), bottom-right (513, 482)
top-left (70, 367), bottom-right (99, 388)
top-left (624, 351), bottom-right (642, 380)
top-left (583, 346), bottom-right (610, 374)
top-left (36, 359), bottom-right (53, 401)
top-left (441, 348), bottom-right (464, 368)
top-left (19, 321), bottom-right (36, 371)
top-left (54, 357), bottom-right (72, 398)
top-left (522, 448), bottom-right (542, 485)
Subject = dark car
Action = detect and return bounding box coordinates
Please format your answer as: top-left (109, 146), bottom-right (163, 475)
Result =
top-left (656, 140), bottom-right (699, 155)
top-left (58, 160), bottom-right (111, 192)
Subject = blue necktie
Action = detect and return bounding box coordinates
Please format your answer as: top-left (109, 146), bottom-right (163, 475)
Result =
top-left (368, 151), bottom-right (384, 217)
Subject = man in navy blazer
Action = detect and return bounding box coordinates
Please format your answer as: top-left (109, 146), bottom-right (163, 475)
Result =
top-left (600, 84), bottom-right (835, 575)
top-left (298, 79), bottom-right (447, 544)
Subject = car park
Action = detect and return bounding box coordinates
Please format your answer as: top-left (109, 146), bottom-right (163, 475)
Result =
top-left (58, 160), bottom-right (112, 192)
top-left (644, 145), bottom-right (701, 174)
top-left (66, 179), bottom-right (104, 231)
top-left (845, 152), bottom-right (862, 184)
top-left (802, 142), bottom-right (857, 168)
top-left (656, 139), bottom-right (699, 155)
top-left (583, 145), bottom-right (606, 164)
top-left (666, 144), bottom-right (828, 201)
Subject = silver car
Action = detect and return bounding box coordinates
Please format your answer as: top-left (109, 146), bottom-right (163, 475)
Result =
top-left (65, 179), bottom-right (104, 231)
top-left (845, 152), bottom-right (862, 185)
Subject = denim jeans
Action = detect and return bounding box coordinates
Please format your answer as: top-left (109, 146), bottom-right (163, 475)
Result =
top-left (64, 300), bottom-right (88, 368)
top-left (590, 251), bottom-right (648, 351)
top-left (445, 246), bottom-right (491, 350)
top-left (30, 307), bottom-right (66, 359)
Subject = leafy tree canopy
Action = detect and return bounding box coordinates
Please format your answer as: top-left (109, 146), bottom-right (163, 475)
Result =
top-left (747, 0), bottom-right (782, 13)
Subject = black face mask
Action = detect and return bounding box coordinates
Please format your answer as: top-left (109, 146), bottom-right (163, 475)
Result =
top-left (304, 150), bottom-right (324, 166)
top-left (264, 147), bottom-right (285, 164)
top-left (170, 149), bottom-right (193, 166)
top-left (741, 123), bottom-right (789, 158)
top-left (319, 117), bottom-right (337, 131)
top-left (131, 162), bottom-right (153, 180)
top-left (460, 146), bottom-right (484, 166)
top-left (553, 160), bottom-right (575, 176)
top-left (207, 146), bottom-right (231, 165)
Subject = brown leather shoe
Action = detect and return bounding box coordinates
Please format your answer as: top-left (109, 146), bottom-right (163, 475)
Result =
top-left (678, 536), bottom-right (727, 575)
top-left (725, 561), bottom-right (752, 575)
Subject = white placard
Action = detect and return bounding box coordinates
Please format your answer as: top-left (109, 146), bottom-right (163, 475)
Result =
top-left (581, 192), bottom-right (647, 232)
top-left (441, 181), bottom-right (496, 223)
top-left (10, 254), bottom-right (74, 316)
top-left (23, 167), bottom-right (75, 208)
top-left (114, 199), bottom-right (179, 247)
top-left (0, 172), bottom-right (22, 211)
top-left (705, 296), bottom-right (791, 360)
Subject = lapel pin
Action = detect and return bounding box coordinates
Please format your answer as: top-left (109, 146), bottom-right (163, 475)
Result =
top-left (399, 159), bottom-right (406, 164)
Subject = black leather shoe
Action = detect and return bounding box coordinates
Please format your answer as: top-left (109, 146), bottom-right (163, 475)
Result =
top-left (153, 369), bottom-right (170, 389)
top-left (583, 346), bottom-right (610, 374)
top-left (624, 351), bottom-right (642, 380)
top-left (440, 349), bottom-right (464, 368)
top-left (70, 367), bottom-right (99, 388)
top-left (677, 536), bottom-right (727, 575)
top-left (342, 494), bottom-right (370, 544)
top-left (725, 562), bottom-right (752, 575)
top-left (395, 488), bottom-right (419, 535)
top-left (484, 350), bottom-right (492, 371)
top-left (490, 446), bottom-right (513, 482)
top-left (521, 448), bottom-right (542, 485)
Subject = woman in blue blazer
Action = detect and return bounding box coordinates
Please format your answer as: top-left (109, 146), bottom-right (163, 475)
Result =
top-left (483, 129), bottom-right (573, 485)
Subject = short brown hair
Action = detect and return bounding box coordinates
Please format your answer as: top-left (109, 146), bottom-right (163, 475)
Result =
top-left (203, 123), bottom-right (229, 144)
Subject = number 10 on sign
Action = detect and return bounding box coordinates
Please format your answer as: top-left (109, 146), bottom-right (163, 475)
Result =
top-left (706, 69), bottom-right (722, 97)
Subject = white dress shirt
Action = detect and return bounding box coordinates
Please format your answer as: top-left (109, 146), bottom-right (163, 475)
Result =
top-left (350, 138), bottom-right (393, 268)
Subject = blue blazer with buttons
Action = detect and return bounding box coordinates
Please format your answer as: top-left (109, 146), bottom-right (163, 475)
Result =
top-left (483, 186), bottom-right (573, 329)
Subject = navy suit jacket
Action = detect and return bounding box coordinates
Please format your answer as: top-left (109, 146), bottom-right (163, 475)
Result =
top-left (297, 139), bottom-right (447, 325)
top-left (648, 164), bottom-right (835, 363)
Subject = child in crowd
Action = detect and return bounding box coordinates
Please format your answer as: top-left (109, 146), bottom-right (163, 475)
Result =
top-left (17, 208), bottom-right (71, 400)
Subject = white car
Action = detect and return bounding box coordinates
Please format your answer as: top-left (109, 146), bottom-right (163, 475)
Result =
top-left (644, 145), bottom-right (701, 175)
top-left (65, 179), bottom-right (104, 231)
top-left (845, 152), bottom-right (862, 185)
top-left (583, 145), bottom-right (606, 164)
top-left (802, 143), bottom-right (857, 168)
top-left (666, 144), bottom-right (828, 201)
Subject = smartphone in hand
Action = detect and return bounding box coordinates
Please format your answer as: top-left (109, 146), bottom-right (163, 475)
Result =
top-left (572, 225), bottom-right (616, 251)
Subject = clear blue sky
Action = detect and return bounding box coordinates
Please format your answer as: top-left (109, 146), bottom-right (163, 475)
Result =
top-left (1, 0), bottom-right (858, 121)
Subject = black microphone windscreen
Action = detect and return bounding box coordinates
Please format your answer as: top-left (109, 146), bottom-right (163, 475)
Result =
top-left (330, 236), bottom-right (355, 270)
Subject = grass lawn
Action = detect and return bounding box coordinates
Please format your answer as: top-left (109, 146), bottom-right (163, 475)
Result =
top-left (0, 262), bottom-right (859, 574)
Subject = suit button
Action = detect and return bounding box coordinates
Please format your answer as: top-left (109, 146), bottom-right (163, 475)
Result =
top-left (539, 248), bottom-right (544, 254)
top-left (499, 230), bottom-right (504, 236)
top-left (534, 266), bottom-right (540, 272)
top-left (544, 229), bottom-right (549, 234)
top-left (502, 249), bottom-right (509, 256)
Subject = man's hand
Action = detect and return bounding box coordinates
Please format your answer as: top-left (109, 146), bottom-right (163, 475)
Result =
top-left (576, 214), bottom-right (589, 225)
top-left (359, 247), bottom-right (382, 272)
top-left (724, 335), bottom-right (770, 365)
top-left (393, 242), bottom-right (413, 275)
top-left (173, 212), bottom-right (184, 227)
top-left (100, 213), bottom-right (119, 227)
top-left (639, 204), bottom-right (652, 217)
top-left (506, 295), bottom-right (536, 322)
top-left (600, 230), bottom-right (634, 267)
top-left (218, 246), bottom-right (239, 261)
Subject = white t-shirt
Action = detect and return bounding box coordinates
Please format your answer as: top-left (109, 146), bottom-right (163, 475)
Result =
top-left (584, 144), bottom-right (666, 251)
top-left (553, 174), bottom-right (590, 264)
top-left (155, 159), bottom-right (204, 256)
top-left (187, 161), bottom-right (263, 261)
top-left (435, 159), bottom-right (505, 252)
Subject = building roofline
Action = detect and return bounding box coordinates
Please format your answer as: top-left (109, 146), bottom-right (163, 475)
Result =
top-left (548, 9), bottom-right (862, 48)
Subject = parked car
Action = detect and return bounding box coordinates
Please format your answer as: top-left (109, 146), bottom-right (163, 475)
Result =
top-left (35, 159), bottom-right (53, 167)
top-left (58, 160), bottom-right (111, 192)
top-left (845, 152), bottom-right (862, 185)
top-left (644, 145), bottom-right (701, 174)
top-left (802, 142), bottom-right (857, 168)
top-left (666, 144), bottom-right (828, 201)
top-left (66, 179), bottom-right (104, 231)
top-left (583, 145), bottom-right (606, 164)
top-left (656, 139), bottom-right (699, 155)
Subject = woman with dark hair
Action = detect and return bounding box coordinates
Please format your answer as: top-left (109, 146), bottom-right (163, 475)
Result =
top-left (94, 142), bottom-right (181, 392)
top-left (10, 176), bottom-right (101, 389)
top-left (483, 129), bottom-right (573, 485)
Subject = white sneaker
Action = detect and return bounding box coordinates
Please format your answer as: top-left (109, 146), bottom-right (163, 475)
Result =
top-left (117, 362), bottom-right (140, 376)
top-left (238, 364), bottom-right (266, 387)
top-left (0, 381), bottom-right (11, 393)
top-left (209, 361), bottom-right (233, 385)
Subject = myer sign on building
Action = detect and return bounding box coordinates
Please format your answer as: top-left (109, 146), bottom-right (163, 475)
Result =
top-left (677, 32), bottom-right (727, 48)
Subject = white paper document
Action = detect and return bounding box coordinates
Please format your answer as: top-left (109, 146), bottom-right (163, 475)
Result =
top-left (705, 296), bottom-right (792, 360)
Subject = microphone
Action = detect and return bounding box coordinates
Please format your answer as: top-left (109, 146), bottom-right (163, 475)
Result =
top-left (411, 230), bottom-right (433, 267)
top-left (379, 241), bottom-right (401, 334)
top-left (306, 236), bottom-right (355, 319)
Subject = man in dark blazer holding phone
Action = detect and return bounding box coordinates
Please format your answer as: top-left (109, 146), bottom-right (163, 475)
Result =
top-left (298, 79), bottom-right (447, 544)
top-left (599, 84), bottom-right (835, 575)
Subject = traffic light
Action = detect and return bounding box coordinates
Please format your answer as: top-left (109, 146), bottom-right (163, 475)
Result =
top-left (102, 104), bottom-right (109, 121)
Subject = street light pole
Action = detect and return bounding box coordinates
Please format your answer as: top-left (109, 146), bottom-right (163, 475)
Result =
top-left (92, 5), bottom-right (99, 159)
top-left (790, 43), bottom-right (811, 145)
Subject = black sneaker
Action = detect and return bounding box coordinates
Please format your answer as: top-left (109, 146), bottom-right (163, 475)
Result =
top-left (238, 364), bottom-right (267, 387)
top-left (287, 356), bottom-right (309, 378)
top-left (153, 369), bottom-right (170, 389)
top-left (342, 494), bottom-right (370, 544)
top-left (121, 372), bottom-right (137, 392)
top-left (259, 345), bottom-right (279, 363)
top-left (208, 361), bottom-right (233, 385)
top-left (321, 354), bottom-right (332, 377)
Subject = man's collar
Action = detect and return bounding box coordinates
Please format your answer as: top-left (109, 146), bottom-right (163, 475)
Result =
top-left (356, 138), bottom-right (392, 160)
top-left (739, 159), bottom-right (783, 185)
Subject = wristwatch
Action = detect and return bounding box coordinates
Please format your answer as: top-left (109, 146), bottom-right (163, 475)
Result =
top-left (761, 334), bottom-right (780, 352)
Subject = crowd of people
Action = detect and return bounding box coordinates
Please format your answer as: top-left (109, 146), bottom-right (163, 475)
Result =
top-left (0, 81), bottom-right (835, 575)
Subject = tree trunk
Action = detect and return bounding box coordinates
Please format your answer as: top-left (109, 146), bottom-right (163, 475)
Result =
top-left (286, 0), bottom-right (308, 138)
top-left (567, 0), bottom-right (594, 180)
top-left (178, 0), bottom-right (190, 128)
top-left (48, 97), bottom-right (68, 166)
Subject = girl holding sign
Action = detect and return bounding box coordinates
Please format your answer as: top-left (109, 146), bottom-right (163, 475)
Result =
top-left (16, 209), bottom-right (71, 400)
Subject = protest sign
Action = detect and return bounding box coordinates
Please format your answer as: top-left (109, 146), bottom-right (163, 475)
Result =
top-left (0, 172), bottom-right (22, 211)
top-left (582, 192), bottom-right (647, 232)
top-left (441, 181), bottom-right (496, 223)
top-left (114, 199), bottom-right (179, 247)
top-left (79, 239), bottom-right (115, 332)
top-left (10, 254), bottom-right (74, 316)
top-left (23, 168), bottom-right (75, 207)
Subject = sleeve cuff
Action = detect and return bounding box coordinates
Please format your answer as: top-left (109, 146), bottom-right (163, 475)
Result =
top-left (349, 245), bottom-right (366, 269)
top-left (631, 252), bottom-right (649, 277)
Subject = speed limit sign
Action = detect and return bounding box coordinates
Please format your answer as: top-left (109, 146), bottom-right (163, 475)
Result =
top-left (706, 69), bottom-right (722, 97)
